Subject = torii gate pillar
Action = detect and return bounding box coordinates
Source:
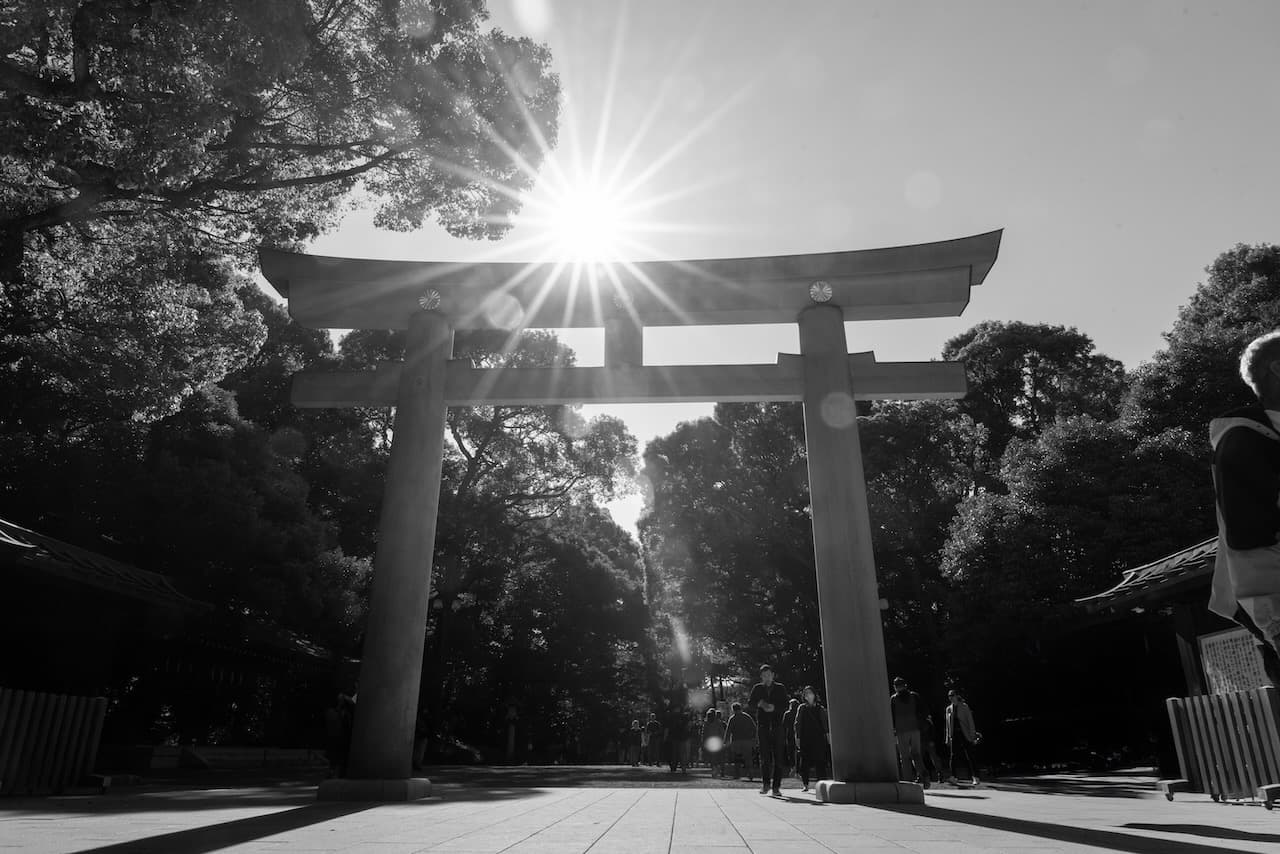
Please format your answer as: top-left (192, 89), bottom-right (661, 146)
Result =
top-left (320, 310), bottom-right (451, 801)
top-left (800, 305), bottom-right (919, 803)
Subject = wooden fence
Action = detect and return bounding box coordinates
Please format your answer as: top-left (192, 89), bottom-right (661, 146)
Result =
top-left (0, 688), bottom-right (106, 795)
top-left (1164, 685), bottom-right (1280, 802)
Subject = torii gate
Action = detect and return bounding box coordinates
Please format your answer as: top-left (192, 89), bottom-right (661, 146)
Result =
top-left (260, 229), bottom-right (1002, 803)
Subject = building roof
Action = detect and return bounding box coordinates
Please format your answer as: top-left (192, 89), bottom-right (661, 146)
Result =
top-left (1076, 537), bottom-right (1217, 613)
top-left (260, 229), bottom-right (1002, 331)
top-left (0, 516), bottom-right (207, 612)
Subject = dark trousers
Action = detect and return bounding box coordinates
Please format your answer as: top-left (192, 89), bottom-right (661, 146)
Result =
top-left (758, 726), bottom-right (785, 790)
top-left (797, 746), bottom-right (829, 787)
top-left (949, 732), bottom-right (977, 780)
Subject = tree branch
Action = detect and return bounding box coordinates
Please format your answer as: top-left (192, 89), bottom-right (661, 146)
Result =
top-left (198, 148), bottom-right (405, 193)
top-left (207, 138), bottom-right (383, 154)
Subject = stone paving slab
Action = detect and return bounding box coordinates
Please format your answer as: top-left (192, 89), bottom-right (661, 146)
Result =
top-left (1, 778), bottom-right (1278, 853)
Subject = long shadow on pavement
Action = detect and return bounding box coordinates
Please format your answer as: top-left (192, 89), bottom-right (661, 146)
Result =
top-left (1124, 824), bottom-right (1280, 844)
top-left (870, 804), bottom-right (1257, 854)
top-left (62, 787), bottom-right (551, 854)
top-left (68, 802), bottom-right (373, 854)
top-left (0, 783), bottom-right (320, 816)
top-left (985, 775), bottom-right (1155, 799)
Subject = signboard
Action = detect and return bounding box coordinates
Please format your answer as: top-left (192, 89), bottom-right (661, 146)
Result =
top-left (1199, 627), bottom-right (1270, 694)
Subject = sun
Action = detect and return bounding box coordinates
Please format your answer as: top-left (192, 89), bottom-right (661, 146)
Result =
top-left (543, 181), bottom-right (629, 263)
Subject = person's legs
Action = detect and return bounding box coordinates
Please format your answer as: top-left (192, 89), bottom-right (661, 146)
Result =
top-left (769, 728), bottom-right (784, 792)
top-left (897, 730), bottom-right (923, 782)
top-left (948, 735), bottom-right (971, 781)
top-left (757, 729), bottom-right (774, 791)
top-left (895, 731), bottom-right (914, 781)
top-left (923, 737), bottom-right (942, 782)
top-left (960, 734), bottom-right (978, 781)
top-left (798, 750), bottom-right (810, 789)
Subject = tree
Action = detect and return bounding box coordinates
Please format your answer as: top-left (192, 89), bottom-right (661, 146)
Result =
top-left (939, 417), bottom-right (1210, 686)
top-left (942, 321), bottom-right (1126, 472)
top-left (0, 234), bottom-right (267, 433)
top-left (640, 404), bottom-right (823, 692)
top-left (334, 326), bottom-right (640, 725)
top-left (858, 400), bottom-right (985, 682)
top-left (2, 1), bottom-right (561, 447)
top-left (1, 0), bottom-right (561, 275)
top-left (449, 503), bottom-right (650, 758)
top-left (1126, 243), bottom-right (1280, 437)
top-left (639, 399), bottom-right (986, 701)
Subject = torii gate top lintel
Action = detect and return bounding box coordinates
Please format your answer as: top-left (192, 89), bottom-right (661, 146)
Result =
top-left (260, 229), bottom-right (1001, 332)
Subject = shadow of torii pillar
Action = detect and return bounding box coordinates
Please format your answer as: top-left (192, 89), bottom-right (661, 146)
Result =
top-left (259, 229), bottom-right (1003, 804)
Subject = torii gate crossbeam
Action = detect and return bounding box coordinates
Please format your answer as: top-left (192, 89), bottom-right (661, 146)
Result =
top-left (260, 229), bottom-right (1002, 804)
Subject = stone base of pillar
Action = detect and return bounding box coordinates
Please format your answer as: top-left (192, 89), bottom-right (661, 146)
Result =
top-left (815, 780), bottom-right (924, 805)
top-left (317, 777), bottom-right (432, 802)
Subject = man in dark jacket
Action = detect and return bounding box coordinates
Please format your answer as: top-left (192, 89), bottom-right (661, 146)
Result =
top-left (890, 677), bottom-right (929, 787)
top-left (1208, 331), bottom-right (1280, 685)
top-left (748, 664), bottom-right (789, 796)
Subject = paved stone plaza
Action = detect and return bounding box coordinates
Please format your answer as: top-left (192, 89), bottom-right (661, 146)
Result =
top-left (1, 770), bottom-right (1278, 853)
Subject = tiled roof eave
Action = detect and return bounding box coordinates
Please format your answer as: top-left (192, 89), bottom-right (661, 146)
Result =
top-left (1076, 537), bottom-right (1217, 613)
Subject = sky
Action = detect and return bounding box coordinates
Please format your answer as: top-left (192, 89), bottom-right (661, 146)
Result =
top-left (309, 0), bottom-right (1280, 532)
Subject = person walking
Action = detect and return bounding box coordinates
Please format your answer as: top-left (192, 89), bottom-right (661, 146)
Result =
top-left (781, 697), bottom-right (800, 780)
top-left (890, 677), bottom-right (929, 788)
top-left (794, 686), bottom-right (830, 793)
top-left (665, 704), bottom-right (689, 773)
top-left (724, 702), bottom-right (757, 781)
top-left (687, 710), bottom-right (702, 768)
top-left (1208, 330), bottom-right (1280, 685)
top-left (626, 720), bottom-right (642, 766)
top-left (644, 712), bottom-right (663, 766)
top-left (702, 708), bottom-right (726, 777)
top-left (748, 664), bottom-right (789, 796)
top-left (945, 689), bottom-right (980, 785)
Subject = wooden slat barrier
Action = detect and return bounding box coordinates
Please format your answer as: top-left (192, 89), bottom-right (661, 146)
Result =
top-left (1165, 686), bottom-right (1280, 801)
top-left (0, 688), bottom-right (107, 796)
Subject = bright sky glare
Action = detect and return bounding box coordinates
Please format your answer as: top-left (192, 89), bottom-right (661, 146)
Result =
top-left (309, 0), bottom-right (1280, 533)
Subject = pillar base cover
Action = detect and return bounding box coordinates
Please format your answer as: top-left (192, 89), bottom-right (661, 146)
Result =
top-left (815, 780), bottom-right (924, 804)
top-left (317, 777), bottom-right (432, 802)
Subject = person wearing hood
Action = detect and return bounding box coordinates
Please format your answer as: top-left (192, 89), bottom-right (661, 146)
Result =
top-left (1208, 330), bottom-right (1280, 685)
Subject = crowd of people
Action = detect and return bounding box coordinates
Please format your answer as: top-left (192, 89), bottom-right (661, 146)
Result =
top-left (618, 665), bottom-right (981, 794)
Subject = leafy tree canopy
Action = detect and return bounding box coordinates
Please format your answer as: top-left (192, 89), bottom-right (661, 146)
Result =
top-left (939, 416), bottom-right (1210, 681)
top-left (1125, 243), bottom-right (1280, 436)
top-left (942, 321), bottom-right (1126, 471)
top-left (1, 233), bottom-right (267, 430)
top-left (2, 0), bottom-right (560, 267)
top-left (2, 1), bottom-right (561, 433)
